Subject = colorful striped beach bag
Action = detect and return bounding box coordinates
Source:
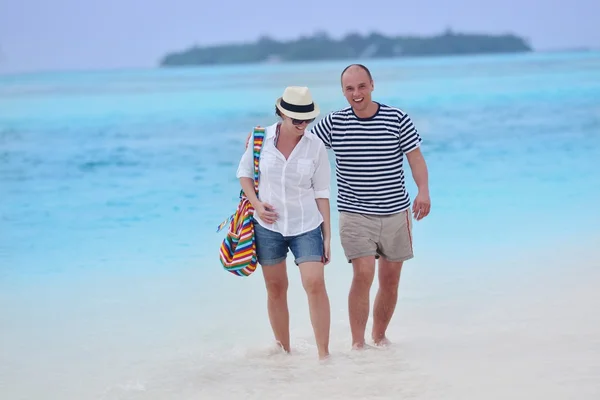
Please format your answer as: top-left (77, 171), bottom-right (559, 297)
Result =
top-left (216, 127), bottom-right (265, 277)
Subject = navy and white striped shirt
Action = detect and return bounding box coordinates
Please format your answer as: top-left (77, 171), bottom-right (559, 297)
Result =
top-left (311, 103), bottom-right (422, 215)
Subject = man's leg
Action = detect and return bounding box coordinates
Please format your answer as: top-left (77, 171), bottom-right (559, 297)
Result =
top-left (338, 211), bottom-right (379, 349)
top-left (348, 255), bottom-right (376, 349)
top-left (372, 210), bottom-right (414, 346)
top-left (372, 258), bottom-right (403, 345)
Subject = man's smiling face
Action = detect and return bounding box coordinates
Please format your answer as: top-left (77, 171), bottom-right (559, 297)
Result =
top-left (341, 66), bottom-right (374, 114)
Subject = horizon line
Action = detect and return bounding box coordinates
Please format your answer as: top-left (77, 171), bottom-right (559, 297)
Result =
top-left (0, 48), bottom-right (597, 78)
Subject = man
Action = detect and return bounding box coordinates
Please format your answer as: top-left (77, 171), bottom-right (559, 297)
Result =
top-left (245, 64), bottom-right (431, 349)
top-left (310, 64), bottom-right (431, 349)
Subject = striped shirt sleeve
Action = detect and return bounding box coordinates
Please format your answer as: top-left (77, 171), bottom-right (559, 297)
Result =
top-left (398, 112), bottom-right (422, 153)
top-left (311, 113), bottom-right (334, 149)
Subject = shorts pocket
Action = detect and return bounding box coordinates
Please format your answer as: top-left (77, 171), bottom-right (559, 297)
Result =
top-left (339, 212), bottom-right (361, 236)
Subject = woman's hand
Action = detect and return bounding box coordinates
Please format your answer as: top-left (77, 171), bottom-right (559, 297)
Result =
top-left (323, 237), bottom-right (331, 265)
top-left (255, 202), bottom-right (278, 224)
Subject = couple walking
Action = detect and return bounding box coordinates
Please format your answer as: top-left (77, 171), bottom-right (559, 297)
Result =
top-left (236, 64), bottom-right (431, 360)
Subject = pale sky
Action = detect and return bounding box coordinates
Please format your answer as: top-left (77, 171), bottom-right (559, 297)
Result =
top-left (0, 0), bottom-right (598, 74)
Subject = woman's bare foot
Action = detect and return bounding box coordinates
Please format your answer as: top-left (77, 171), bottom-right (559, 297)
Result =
top-left (352, 342), bottom-right (376, 351)
top-left (266, 340), bottom-right (290, 356)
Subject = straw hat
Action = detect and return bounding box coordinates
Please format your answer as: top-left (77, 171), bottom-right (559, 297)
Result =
top-left (275, 86), bottom-right (320, 120)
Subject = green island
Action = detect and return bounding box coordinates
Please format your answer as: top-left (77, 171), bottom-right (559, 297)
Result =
top-left (159, 30), bottom-right (533, 67)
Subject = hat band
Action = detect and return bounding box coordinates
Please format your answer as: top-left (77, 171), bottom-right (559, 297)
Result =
top-left (280, 99), bottom-right (315, 113)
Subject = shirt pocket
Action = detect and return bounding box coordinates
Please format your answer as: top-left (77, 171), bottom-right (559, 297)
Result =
top-left (295, 158), bottom-right (314, 176)
top-left (259, 154), bottom-right (278, 174)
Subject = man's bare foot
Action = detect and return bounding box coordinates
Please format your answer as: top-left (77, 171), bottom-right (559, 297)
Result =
top-left (373, 336), bottom-right (392, 347)
top-left (319, 352), bottom-right (330, 361)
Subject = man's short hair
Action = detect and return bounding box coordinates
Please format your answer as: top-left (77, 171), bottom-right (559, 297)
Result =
top-left (340, 64), bottom-right (373, 85)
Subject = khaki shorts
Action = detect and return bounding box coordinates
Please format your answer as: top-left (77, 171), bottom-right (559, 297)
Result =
top-left (339, 210), bottom-right (414, 263)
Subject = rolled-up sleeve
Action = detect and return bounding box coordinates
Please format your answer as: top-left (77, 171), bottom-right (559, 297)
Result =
top-left (312, 141), bottom-right (331, 199)
top-left (236, 135), bottom-right (254, 179)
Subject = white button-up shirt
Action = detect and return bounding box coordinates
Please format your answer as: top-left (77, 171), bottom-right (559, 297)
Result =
top-left (236, 122), bottom-right (331, 236)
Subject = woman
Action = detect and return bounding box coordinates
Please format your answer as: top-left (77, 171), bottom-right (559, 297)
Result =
top-left (236, 86), bottom-right (332, 360)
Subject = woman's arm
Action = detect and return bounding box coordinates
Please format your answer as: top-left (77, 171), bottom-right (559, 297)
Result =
top-left (236, 134), bottom-right (278, 223)
top-left (239, 177), bottom-right (261, 209)
top-left (313, 143), bottom-right (332, 263)
top-left (316, 198), bottom-right (331, 241)
top-left (239, 177), bottom-right (278, 224)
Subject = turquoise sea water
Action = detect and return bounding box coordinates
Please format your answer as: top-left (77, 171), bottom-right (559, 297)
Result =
top-left (1, 52), bottom-right (599, 399)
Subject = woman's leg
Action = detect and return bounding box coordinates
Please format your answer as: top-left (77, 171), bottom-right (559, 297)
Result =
top-left (298, 261), bottom-right (330, 359)
top-left (261, 260), bottom-right (290, 352)
top-left (290, 226), bottom-right (331, 359)
top-left (254, 222), bottom-right (291, 352)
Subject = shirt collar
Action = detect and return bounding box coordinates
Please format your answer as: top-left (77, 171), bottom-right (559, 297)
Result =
top-left (265, 123), bottom-right (279, 140)
top-left (265, 122), bottom-right (312, 142)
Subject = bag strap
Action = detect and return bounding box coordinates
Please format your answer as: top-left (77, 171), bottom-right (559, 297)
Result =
top-left (251, 126), bottom-right (266, 195)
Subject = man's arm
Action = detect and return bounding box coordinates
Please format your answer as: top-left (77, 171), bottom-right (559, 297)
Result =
top-left (309, 113), bottom-right (333, 149)
top-left (399, 112), bottom-right (431, 220)
top-left (244, 128), bottom-right (259, 150)
top-left (406, 148), bottom-right (430, 218)
top-left (244, 113), bottom-right (334, 150)
top-left (406, 148), bottom-right (429, 195)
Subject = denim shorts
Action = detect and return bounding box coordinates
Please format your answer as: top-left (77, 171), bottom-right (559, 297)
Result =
top-left (254, 222), bottom-right (324, 266)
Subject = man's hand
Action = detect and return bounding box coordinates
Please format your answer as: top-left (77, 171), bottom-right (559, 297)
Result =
top-left (412, 191), bottom-right (431, 220)
top-left (406, 148), bottom-right (430, 221)
top-left (244, 126), bottom-right (262, 149)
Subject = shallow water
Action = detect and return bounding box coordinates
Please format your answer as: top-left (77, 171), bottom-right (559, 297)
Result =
top-left (1, 51), bottom-right (599, 399)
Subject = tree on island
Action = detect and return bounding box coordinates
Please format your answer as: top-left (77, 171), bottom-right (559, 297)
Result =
top-left (159, 30), bottom-right (533, 67)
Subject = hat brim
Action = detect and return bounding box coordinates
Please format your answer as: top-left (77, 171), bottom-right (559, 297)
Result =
top-left (275, 97), bottom-right (320, 120)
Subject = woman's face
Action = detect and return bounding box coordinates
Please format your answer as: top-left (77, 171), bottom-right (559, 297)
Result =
top-left (282, 115), bottom-right (314, 135)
